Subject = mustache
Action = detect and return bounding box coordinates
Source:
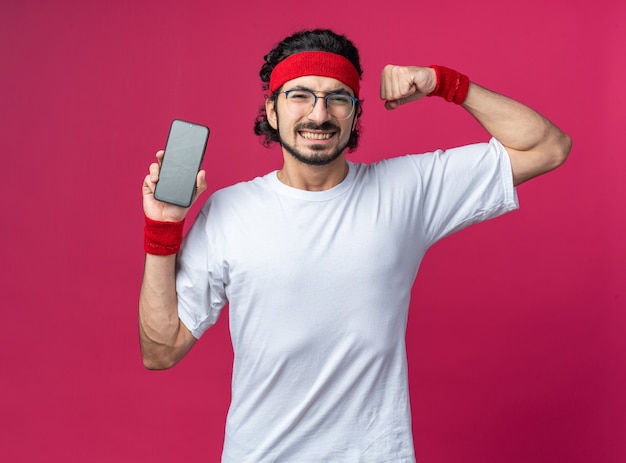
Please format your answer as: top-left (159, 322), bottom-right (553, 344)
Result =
top-left (295, 121), bottom-right (340, 132)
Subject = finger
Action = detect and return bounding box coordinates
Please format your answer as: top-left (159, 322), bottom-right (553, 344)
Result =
top-left (380, 65), bottom-right (397, 100)
top-left (197, 170), bottom-right (207, 193)
top-left (390, 67), bottom-right (410, 99)
top-left (379, 65), bottom-right (391, 100)
top-left (149, 162), bottom-right (160, 183)
top-left (142, 173), bottom-right (155, 196)
top-left (155, 150), bottom-right (165, 164)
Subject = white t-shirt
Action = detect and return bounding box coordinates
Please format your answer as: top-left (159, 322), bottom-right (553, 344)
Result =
top-left (177, 138), bottom-right (518, 462)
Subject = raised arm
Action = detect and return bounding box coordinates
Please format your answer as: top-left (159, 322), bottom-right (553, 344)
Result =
top-left (380, 65), bottom-right (572, 185)
top-left (139, 150), bottom-right (206, 369)
top-left (462, 82), bottom-right (571, 185)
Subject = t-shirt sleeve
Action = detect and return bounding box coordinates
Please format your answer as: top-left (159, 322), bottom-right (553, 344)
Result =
top-left (175, 200), bottom-right (228, 339)
top-left (410, 137), bottom-right (519, 247)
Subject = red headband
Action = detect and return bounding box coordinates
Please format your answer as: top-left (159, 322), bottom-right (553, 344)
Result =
top-left (269, 51), bottom-right (360, 97)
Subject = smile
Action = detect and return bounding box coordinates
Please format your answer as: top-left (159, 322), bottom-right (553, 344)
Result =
top-left (299, 131), bottom-right (335, 140)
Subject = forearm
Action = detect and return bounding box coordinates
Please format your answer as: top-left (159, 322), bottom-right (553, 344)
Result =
top-left (138, 151), bottom-right (206, 369)
top-left (462, 82), bottom-right (572, 185)
top-left (139, 254), bottom-right (193, 369)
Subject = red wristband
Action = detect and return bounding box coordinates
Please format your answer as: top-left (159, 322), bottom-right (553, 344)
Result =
top-left (428, 65), bottom-right (470, 104)
top-left (144, 216), bottom-right (185, 256)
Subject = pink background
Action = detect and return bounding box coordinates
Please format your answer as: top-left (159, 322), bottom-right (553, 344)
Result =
top-left (2, 1), bottom-right (625, 462)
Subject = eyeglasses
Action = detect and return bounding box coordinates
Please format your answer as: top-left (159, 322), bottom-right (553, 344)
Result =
top-left (280, 89), bottom-right (358, 120)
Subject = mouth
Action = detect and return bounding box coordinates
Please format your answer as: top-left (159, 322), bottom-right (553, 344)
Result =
top-left (298, 130), bottom-right (336, 141)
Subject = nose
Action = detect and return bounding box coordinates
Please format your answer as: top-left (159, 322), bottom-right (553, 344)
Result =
top-left (307, 95), bottom-right (331, 124)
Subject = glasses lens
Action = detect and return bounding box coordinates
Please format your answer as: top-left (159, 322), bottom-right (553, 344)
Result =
top-left (284, 90), bottom-right (314, 117)
top-left (326, 94), bottom-right (355, 120)
top-left (284, 90), bottom-right (355, 120)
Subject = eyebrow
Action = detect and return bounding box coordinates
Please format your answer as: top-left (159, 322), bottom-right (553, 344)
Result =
top-left (287, 85), bottom-right (352, 96)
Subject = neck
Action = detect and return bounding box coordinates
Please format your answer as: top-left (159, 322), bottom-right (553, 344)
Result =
top-left (277, 156), bottom-right (349, 191)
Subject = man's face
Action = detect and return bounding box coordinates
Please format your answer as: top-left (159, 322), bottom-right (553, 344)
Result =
top-left (266, 75), bottom-right (357, 166)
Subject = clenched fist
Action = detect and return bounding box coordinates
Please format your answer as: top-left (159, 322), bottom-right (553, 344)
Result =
top-left (380, 65), bottom-right (437, 110)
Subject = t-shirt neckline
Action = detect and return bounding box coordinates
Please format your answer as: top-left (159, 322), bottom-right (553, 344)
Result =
top-left (266, 162), bottom-right (356, 202)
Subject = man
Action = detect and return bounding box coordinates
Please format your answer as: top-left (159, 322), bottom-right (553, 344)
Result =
top-left (139, 29), bottom-right (571, 462)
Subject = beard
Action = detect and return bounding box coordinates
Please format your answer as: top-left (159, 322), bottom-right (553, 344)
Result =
top-left (276, 117), bottom-right (351, 167)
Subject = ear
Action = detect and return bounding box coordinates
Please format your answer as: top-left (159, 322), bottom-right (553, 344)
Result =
top-left (266, 97), bottom-right (277, 130)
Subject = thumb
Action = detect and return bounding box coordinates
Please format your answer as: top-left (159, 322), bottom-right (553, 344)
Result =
top-left (192, 170), bottom-right (208, 202)
top-left (384, 100), bottom-right (400, 110)
top-left (384, 91), bottom-right (422, 110)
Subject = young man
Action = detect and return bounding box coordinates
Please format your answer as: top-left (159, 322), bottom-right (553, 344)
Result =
top-left (140, 29), bottom-right (571, 462)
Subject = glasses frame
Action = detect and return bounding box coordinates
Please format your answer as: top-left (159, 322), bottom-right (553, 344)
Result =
top-left (280, 89), bottom-right (359, 120)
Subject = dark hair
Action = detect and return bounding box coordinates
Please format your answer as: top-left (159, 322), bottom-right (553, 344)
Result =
top-left (254, 29), bottom-right (364, 151)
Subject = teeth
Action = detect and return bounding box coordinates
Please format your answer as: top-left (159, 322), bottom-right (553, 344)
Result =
top-left (300, 132), bottom-right (333, 140)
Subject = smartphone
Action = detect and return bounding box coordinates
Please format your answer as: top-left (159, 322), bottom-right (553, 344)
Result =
top-left (154, 119), bottom-right (210, 208)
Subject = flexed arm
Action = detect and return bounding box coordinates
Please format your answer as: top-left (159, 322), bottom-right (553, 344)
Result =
top-left (380, 65), bottom-right (572, 185)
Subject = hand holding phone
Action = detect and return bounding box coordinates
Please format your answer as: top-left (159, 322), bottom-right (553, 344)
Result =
top-left (153, 119), bottom-right (210, 208)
